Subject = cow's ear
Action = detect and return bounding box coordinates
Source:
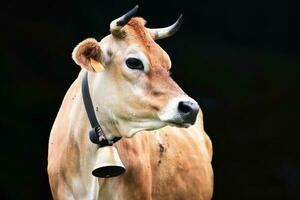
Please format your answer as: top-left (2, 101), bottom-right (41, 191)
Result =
top-left (72, 38), bottom-right (104, 72)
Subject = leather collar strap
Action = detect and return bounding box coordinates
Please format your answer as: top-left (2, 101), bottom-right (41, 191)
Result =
top-left (81, 72), bottom-right (121, 147)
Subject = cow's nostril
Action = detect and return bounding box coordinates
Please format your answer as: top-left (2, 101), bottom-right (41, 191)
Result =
top-left (177, 101), bottom-right (199, 125)
top-left (178, 101), bottom-right (192, 114)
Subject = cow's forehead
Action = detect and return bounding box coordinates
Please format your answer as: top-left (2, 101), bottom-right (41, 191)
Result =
top-left (125, 17), bottom-right (171, 70)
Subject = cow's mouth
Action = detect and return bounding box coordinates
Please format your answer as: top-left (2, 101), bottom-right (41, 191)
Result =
top-left (166, 121), bottom-right (191, 128)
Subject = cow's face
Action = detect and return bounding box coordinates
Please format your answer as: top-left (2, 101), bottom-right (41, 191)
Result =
top-left (72, 8), bottom-right (199, 138)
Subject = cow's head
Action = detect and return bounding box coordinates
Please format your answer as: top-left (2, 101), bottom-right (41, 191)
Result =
top-left (72, 6), bottom-right (200, 138)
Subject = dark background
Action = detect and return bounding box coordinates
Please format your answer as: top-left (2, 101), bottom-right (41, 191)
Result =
top-left (1, 0), bottom-right (299, 199)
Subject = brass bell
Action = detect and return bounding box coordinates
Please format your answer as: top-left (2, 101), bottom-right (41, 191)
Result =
top-left (92, 146), bottom-right (126, 178)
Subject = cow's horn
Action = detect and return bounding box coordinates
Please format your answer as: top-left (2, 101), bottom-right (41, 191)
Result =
top-left (110, 5), bottom-right (139, 35)
top-left (148, 14), bottom-right (183, 40)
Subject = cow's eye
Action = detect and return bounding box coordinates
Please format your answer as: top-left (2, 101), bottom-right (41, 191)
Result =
top-left (126, 58), bottom-right (144, 70)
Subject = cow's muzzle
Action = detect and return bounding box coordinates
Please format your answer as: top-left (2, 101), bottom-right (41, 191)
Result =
top-left (159, 97), bottom-right (200, 127)
top-left (177, 100), bottom-right (199, 125)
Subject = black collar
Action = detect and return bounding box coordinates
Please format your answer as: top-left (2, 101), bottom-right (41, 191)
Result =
top-left (81, 72), bottom-right (121, 147)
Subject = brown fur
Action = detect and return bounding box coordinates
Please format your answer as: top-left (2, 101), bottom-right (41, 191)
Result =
top-left (127, 18), bottom-right (171, 70)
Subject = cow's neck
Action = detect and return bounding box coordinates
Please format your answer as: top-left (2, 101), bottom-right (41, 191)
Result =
top-left (83, 71), bottom-right (121, 141)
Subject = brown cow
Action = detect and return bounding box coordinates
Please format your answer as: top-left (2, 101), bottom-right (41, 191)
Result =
top-left (48, 6), bottom-right (213, 200)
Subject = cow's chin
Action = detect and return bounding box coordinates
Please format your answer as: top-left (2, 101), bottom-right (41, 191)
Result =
top-left (117, 118), bottom-right (192, 138)
top-left (165, 121), bottom-right (192, 128)
top-left (117, 119), bottom-right (168, 138)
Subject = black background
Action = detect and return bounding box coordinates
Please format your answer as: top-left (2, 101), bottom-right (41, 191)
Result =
top-left (1, 0), bottom-right (299, 199)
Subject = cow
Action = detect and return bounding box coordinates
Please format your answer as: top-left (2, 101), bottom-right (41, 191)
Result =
top-left (48, 5), bottom-right (213, 200)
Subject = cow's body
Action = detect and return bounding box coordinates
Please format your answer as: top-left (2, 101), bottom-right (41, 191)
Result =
top-left (48, 71), bottom-right (213, 200)
top-left (48, 7), bottom-right (213, 199)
